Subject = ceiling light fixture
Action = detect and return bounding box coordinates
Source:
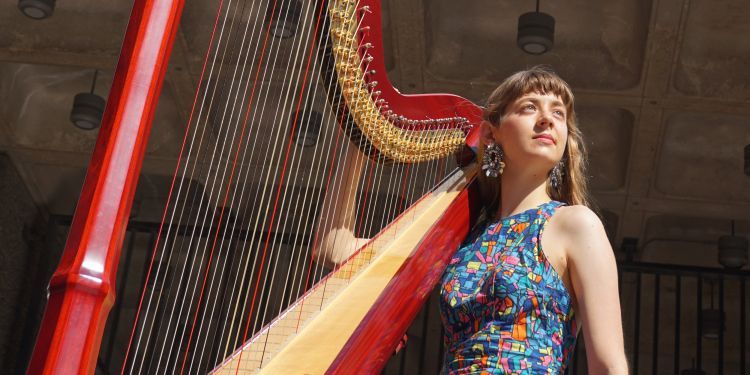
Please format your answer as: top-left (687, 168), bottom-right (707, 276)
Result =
top-left (18, 0), bottom-right (55, 20)
top-left (680, 359), bottom-right (706, 375)
top-left (718, 220), bottom-right (748, 269)
top-left (620, 237), bottom-right (638, 262)
top-left (700, 279), bottom-right (724, 340)
top-left (70, 70), bottom-right (106, 131)
top-left (268, 1), bottom-right (302, 39)
top-left (517, 0), bottom-right (555, 55)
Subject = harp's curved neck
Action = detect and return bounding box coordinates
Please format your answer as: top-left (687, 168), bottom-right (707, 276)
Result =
top-left (27, 0), bottom-right (184, 373)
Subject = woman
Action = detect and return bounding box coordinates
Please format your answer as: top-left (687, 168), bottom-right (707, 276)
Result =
top-left (439, 67), bottom-right (628, 374)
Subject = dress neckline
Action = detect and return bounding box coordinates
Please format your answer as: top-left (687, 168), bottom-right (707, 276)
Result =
top-left (494, 200), bottom-right (557, 222)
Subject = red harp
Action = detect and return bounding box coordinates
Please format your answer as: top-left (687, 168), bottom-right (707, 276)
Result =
top-left (28, 0), bottom-right (484, 373)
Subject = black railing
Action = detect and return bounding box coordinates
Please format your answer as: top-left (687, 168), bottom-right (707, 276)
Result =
top-left (617, 261), bottom-right (748, 375)
top-left (383, 261), bottom-right (749, 375)
top-left (20, 216), bottom-right (750, 374)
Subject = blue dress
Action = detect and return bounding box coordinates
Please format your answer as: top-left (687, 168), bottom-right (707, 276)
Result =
top-left (439, 201), bottom-right (578, 374)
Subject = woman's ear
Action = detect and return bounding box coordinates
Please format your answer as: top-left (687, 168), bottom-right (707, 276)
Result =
top-left (479, 120), bottom-right (497, 145)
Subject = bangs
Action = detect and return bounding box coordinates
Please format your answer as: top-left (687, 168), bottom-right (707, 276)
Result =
top-left (512, 73), bottom-right (573, 108)
top-left (484, 67), bottom-right (574, 124)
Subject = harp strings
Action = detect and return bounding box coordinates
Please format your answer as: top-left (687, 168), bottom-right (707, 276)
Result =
top-left (195, 0), bottom-right (327, 370)
top-left (194, 0), bottom-right (325, 370)
top-left (123, 0), bottom-right (451, 373)
top-left (308, 1), bottom-right (375, 290)
top-left (125, 0), bottom-right (305, 372)
top-left (304, 0), bottom-right (409, 309)
top-left (175, 0), bottom-right (295, 370)
top-left (124, 0), bottom-right (247, 371)
top-left (236, 0), bottom-right (333, 358)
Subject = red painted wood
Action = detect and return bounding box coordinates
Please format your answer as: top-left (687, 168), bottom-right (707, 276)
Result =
top-left (323, 1), bottom-right (486, 371)
top-left (357, 0), bottom-right (483, 129)
top-left (327, 178), bottom-right (483, 374)
top-left (27, 0), bottom-right (185, 373)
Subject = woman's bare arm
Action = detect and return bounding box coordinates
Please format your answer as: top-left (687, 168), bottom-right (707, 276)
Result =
top-left (561, 205), bottom-right (629, 374)
top-left (313, 143), bottom-right (369, 268)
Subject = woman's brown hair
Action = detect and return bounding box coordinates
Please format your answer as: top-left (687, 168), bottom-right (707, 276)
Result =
top-left (478, 66), bottom-right (593, 214)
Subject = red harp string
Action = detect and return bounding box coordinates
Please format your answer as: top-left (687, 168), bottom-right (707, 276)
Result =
top-left (29, 0), bottom-right (484, 373)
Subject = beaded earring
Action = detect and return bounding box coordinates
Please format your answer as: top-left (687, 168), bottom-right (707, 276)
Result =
top-left (482, 143), bottom-right (505, 177)
top-left (550, 161), bottom-right (565, 190)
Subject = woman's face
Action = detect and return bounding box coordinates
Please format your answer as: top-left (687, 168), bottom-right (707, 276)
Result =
top-left (485, 92), bottom-right (569, 172)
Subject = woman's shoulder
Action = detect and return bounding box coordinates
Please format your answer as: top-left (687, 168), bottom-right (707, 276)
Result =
top-left (550, 203), bottom-right (606, 240)
top-left (552, 204), bottom-right (611, 257)
top-left (554, 204), bottom-right (601, 226)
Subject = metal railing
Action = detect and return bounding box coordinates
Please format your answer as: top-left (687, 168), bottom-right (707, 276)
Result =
top-left (18, 216), bottom-right (750, 374)
top-left (617, 261), bottom-right (748, 375)
top-left (383, 261), bottom-right (749, 375)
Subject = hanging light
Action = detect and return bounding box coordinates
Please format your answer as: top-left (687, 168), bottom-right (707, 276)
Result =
top-left (700, 279), bottom-right (724, 340)
top-left (70, 70), bottom-right (106, 131)
top-left (268, 1), bottom-right (302, 39)
top-left (620, 237), bottom-right (638, 262)
top-left (700, 308), bottom-right (724, 339)
top-left (718, 220), bottom-right (748, 269)
top-left (517, 0), bottom-right (555, 55)
top-left (18, 0), bottom-right (55, 20)
top-left (680, 359), bottom-right (705, 375)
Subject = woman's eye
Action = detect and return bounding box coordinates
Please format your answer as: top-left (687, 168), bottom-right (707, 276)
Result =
top-left (523, 104), bottom-right (536, 111)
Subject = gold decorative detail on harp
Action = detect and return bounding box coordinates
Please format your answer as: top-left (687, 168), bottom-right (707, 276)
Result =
top-left (27, 0), bottom-right (484, 373)
top-left (327, 0), bottom-right (469, 163)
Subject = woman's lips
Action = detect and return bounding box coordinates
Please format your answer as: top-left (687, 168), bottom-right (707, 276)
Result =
top-left (533, 135), bottom-right (556, 145)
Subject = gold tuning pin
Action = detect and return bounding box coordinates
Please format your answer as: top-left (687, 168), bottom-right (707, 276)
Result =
top-left (330, 33), bottom-right (466, 163)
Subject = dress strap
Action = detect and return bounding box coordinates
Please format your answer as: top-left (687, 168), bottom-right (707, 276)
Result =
top-left (540, 200), bottom-right (566, 217)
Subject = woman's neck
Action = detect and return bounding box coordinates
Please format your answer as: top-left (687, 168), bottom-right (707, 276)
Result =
top-left (496, 164), bottom-right (553, 220)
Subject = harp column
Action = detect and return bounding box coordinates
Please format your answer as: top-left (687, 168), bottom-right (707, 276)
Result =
top-left (27, 0), bottom-right (185, 373)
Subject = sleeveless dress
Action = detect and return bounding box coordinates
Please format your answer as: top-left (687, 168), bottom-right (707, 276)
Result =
top-left (439, 200), bottom-right (577, 374)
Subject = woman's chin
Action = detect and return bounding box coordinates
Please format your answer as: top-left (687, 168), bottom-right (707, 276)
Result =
top-left (518, 149), bottom-right (560, 163)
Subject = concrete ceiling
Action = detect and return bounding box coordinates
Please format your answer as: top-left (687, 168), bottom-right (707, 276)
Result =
top-left (0, 0), bottom-right (749, 267)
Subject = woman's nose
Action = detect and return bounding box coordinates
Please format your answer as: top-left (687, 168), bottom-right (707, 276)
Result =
top-left (537, 111), bottom-right (554, 128)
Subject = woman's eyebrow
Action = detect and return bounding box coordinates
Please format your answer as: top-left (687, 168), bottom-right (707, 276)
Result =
top-left (520, 97), bottom-right (566, 108)
top-left (551, 100), bottom-right (566, 108)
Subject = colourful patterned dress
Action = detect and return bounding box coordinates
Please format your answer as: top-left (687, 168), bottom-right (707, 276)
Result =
top-left (439, 200), bottom-right (578, 374)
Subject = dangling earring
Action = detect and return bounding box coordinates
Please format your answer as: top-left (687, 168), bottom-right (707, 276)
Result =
top-left (482, 143), bottom-right (505, 177)
top-left (550, 161), bottom-right (565, 190)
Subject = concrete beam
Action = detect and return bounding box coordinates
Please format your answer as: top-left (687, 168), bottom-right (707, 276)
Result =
top-left (386, 0), bottom-right (426, 93)
top-left (0, 50), bottom-right (117, 70)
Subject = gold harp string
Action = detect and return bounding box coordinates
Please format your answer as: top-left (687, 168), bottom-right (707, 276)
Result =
top-left (130, 0), bottom-right (254, 371)
top-left (203, 0), bottom-right (321, 368)
top-left (222, 0), bottom-right (323, 361)
top-left (308, 0), bottom-right (376, 295)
